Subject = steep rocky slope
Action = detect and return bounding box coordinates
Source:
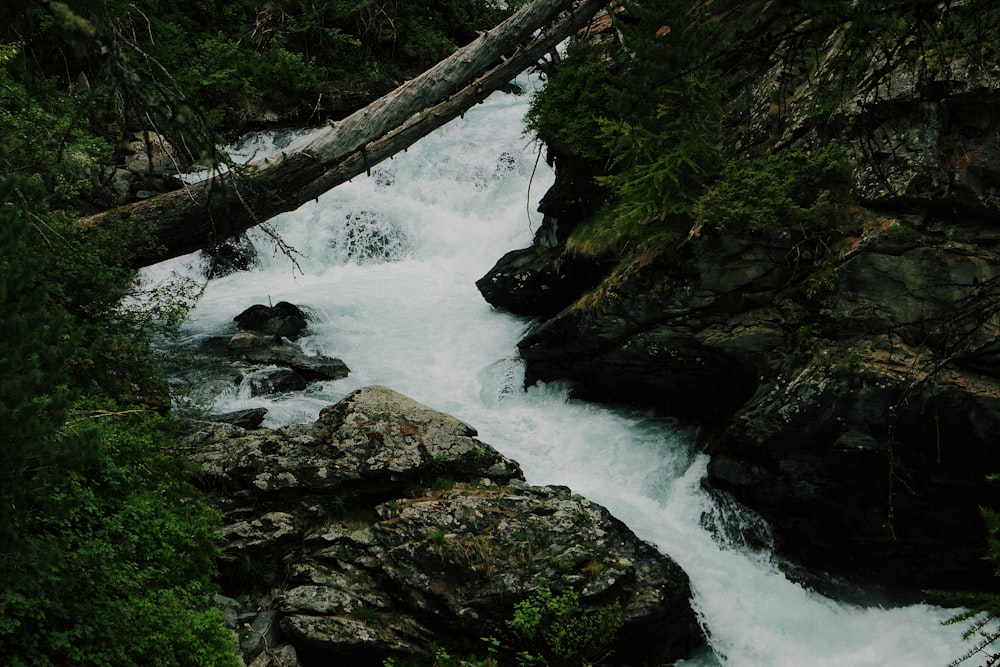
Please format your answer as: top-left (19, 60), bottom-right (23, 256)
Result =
top-left (479, 2), bottom-right (1000, 600)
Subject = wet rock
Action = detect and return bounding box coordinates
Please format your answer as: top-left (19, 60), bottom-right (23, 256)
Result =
top-left (205, 234), bottom-right (259, 278)
top-left (235, 302), bottom-right (310, 340)
top-left (476, 246), bottom-right (610, 318)
top-left (215, 594), bottom-right (304, 667)
top-left (89, 131), bottom-right (190, 208)
top-left (185, 386), bottom-right (523, 525)
top-left (95, 165), bottom-right (185, 207)
top-left (704, 340), bottom-right (1000, 600)
top-left (517, 237), bottom-right (795, 421)
top-left (184, 386), bottom-right (702, 665)
top-left (249, 368), bottom-right (308, 396)
top-left (244, 344), bottom-right (350, 381)
top-left (208, 407), bottom-right (269, 429)
top-left (229, 332), bottom-right (267, 351)
top-left (169, 330), bottom-right (349, 407)
top-left (123, 131), bottom-right (189, 174)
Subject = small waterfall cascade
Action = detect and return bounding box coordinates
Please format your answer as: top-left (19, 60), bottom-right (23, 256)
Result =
top-left (145, 71), bottom-right (971, 667)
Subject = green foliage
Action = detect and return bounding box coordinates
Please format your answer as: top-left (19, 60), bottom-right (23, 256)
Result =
top-left (402, 18), bottom-right (458, 63)
top-left (692, 142), bottom-right (851, 234)
top-left (595, 71), bottom-right (723, 229)
top-left (180, 32), bottom-right (320, 126)
top-left (563, 206), bottom-right (639, 259)
top-left (0, 163), bottom-right (234, 667)
top-left (0, 403), bottom-right (238, 667)
top-left (2, 0), bottom-right (516, 148)
top-left (531, 0), bottom-right (1000, 262)
top-left (528, 1), bottom-right (729, 257)
top-left (355, 605), bottom-right (380, 623)
top-left (0, 192), bottom-right (236, 663)
top-left (221, 552), bottom-right (294, 594)
top-left (0, 43), bottom-right (111, 199)
top-left (0, 178), bottom-right (75, 446)
top-left (504, 586), bottom-right (623, 667)
top-left (524, 40), bottom-right (629, 160)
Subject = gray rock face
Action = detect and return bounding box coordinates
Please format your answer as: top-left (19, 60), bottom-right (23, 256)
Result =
top-left (483, 24), bottom-right (1000, 601)
top-left (514, 207), bottom-right (1000, 598)
top-left (184, 386), bottom-right (701, 665)
top-left (705, 339), bottom-right (1000, 598)
top-left (518, 237), bottom-right (795, 421)
top-left (476, 245), bottom-right (610, 318)
top-left (839, 66), bottom-right (1000, 217)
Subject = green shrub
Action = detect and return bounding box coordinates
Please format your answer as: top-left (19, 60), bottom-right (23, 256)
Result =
top-left (595, 71), bottom-right (723, 231)
top-left (0, 404), bottom-right (238, 667)
top-left (503, 586), bottom-right (623, 667)
top-left (692, 142), bottom-right (851, 235)
top-left (525, 40), bottom-right (628, 160)
top-left (380, 586), bottom-right (624, 667)
top-left (0, 177), bottom-right (237, 666)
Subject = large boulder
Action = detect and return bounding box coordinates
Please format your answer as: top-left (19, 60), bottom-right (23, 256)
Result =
top-left (183, 386), bottom-right (702, 666)
top-left (705, 337), bottom-right (1000, 599)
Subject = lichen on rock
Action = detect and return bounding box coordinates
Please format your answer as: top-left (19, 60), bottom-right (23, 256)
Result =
top-left (183, 386), bottom-right (702, 665)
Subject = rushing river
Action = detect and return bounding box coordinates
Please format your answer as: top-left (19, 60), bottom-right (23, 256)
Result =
top-left (145, 72), bottom-right (970, 666)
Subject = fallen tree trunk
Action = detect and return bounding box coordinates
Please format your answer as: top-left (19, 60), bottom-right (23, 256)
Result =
top-left (78, 0), bottom-right (606, 268)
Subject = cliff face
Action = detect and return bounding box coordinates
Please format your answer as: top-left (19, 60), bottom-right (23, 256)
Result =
top-left (479, 4), bottom-right (1000, 599)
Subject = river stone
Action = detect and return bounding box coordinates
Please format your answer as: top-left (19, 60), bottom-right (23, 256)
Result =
top-left (476, 245), bottom-right (610, 318)
top-left (229, 332), bottom-right (266, 351)
top-left (183, 386), bottom-right (702, 665)
top-left (235, 301), bottom-right (309, 340)
top-left (249, 368), bottom-right (308, 396)
top-left (207, 407), bottom-right (268, 429)
top-left (206, 233), bottom-right (259, 278)
top-left (244, 344), bottom-right (350, 381)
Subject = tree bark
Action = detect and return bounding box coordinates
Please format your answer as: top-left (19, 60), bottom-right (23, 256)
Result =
top-left (78, 0), bottom-right (606, 268)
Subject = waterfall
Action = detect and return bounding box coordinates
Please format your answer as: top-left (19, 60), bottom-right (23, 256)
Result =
top-left (147, 71), bottom-right (970, 666)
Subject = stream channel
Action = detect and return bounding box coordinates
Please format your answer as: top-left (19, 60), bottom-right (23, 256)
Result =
top-left (144, 72), bottom-right (970, 666)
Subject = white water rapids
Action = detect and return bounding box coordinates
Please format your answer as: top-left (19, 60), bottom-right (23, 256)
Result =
top-left (145, 72), bottom-right (970, 666)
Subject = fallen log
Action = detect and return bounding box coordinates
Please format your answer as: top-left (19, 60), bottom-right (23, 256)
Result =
top-left (77, 0), bottom-right (606, 268)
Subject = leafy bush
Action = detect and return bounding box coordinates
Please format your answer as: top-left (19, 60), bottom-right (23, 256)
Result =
top-left (501, 586), bottom-right (623, 667)
top-left (595, 71), bottom-right (723, 230)
top-left (0, 402), bottom-right (238, 667)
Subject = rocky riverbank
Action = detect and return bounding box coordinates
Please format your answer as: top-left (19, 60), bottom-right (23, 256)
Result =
top-left (183, 386), bottom-right (702, 666)
top-left (477, 8), bottom-right (1000, 602)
